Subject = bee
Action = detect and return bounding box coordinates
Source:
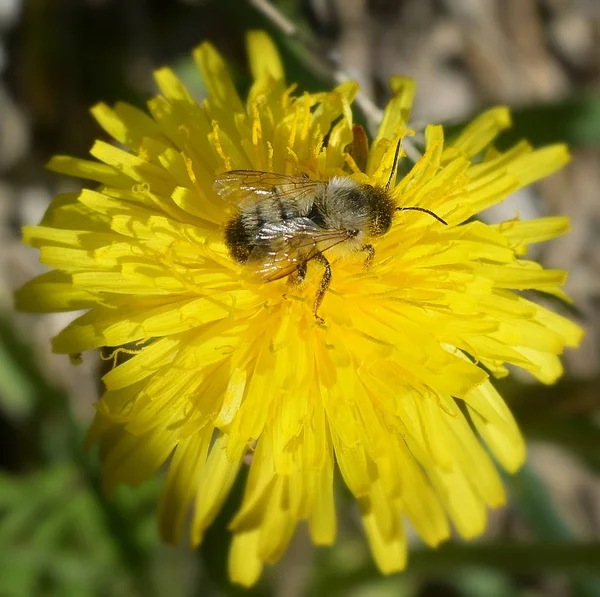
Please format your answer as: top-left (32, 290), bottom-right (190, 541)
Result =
top-left (214, 141), bottom-right (447, 324)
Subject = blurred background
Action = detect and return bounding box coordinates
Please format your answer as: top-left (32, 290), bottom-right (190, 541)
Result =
top-left (1, 0), bottom-right (600, 596)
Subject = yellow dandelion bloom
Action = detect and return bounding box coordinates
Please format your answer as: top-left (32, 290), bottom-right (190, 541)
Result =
top-left (16, 31), bottom-right (582, 585)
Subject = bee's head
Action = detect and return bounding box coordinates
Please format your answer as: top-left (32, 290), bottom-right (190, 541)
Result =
top-left (364, 185), bottom-right (395, 237)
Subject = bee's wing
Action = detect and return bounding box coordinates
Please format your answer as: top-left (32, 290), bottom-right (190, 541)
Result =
top-left (251, 218), bottom-right (352, 282)
top-left (214, 170), bottom-right (325, 208)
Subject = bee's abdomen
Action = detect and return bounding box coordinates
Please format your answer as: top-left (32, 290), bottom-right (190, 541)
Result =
top-left (225, 214), bottom-right (252, 263)
top-left (225, 198), bottom-right (305, 264)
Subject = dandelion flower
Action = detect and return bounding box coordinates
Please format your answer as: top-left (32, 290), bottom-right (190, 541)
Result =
top-left (16, 31), bottom-right (583, 585)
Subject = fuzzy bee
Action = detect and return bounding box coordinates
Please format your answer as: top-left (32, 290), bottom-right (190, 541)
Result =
top-left (214, 143), bottom-right (446, 324)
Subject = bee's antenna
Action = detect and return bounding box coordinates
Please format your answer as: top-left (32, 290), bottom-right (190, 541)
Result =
top-left (384, 139), bottom-right (403, 192)
top-left (396, 206), bottom-right (448, 225)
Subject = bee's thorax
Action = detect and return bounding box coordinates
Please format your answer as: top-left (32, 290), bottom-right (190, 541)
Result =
top-left (317, 177), bottom-right (370, 233)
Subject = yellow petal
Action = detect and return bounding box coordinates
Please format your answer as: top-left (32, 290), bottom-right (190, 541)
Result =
top-left (257, 480), bottom-right (297, 563)
top-left (46, 155), bottom-right (128, 187)
top-left (361, 500), bottom-right (407, 574)
top-left (191, 433), bottom-right (244, 546)
top-left (447, 107), bottom-right (511, 159)
top-left (373, 76), bottom-right (415, 145)
top-left (193, 42), bottom-right (245, 113)
top-left (508, 144), bottom-right (571, 188)
top-left (466, 379), bottom-right (526, 473)
top-left (14, 270), bottom-right (96, 312)
top-left (494, 216), bottom-right (570, 254)
top-left (101, 426), bottom-right (176, 494)
top-left (102, 336), bottom-right (181, 390)
top-left (51, 296), bottom-right (233, 353)
top-left (229, 530), bottom-right (263, 587)
top-left (247, 30), bottom-right (284, 82)
top-left (308, 454), bottom-right (336, 545)
top-left (158, 428), bottom-right (212, 543)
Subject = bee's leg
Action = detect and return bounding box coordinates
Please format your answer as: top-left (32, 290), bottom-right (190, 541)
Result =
top-left (284, 262), bottom-right (307, 301)
top-left (291, 261), bottom-right (307, 285)
top-left (362, 244), bottom-right (375, 269)
top-left (313, 253), bottom-right (332, 325)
